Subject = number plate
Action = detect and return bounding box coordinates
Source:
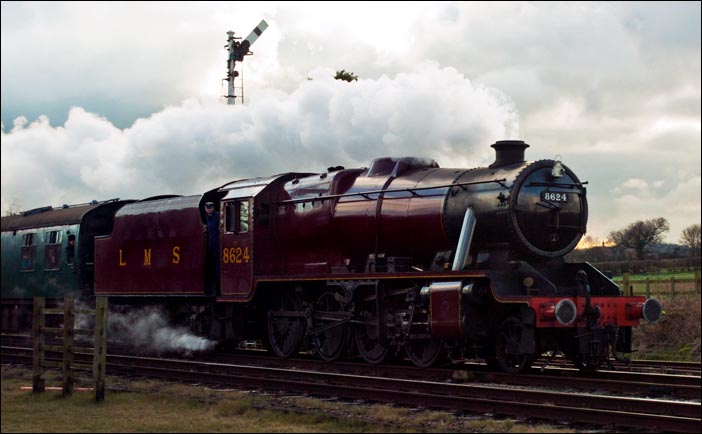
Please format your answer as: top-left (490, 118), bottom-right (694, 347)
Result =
top-left (541, 192), bottom-right (568, 202)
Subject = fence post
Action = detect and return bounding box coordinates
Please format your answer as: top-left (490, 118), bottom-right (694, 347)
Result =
top-left (696, 271), bottom-right (701, 294)
top-left (32, 297), bottom-right (45, 393)
top-left (94, 297), bottom-right (108, 402)
top-left (645, 278), bottom-right (651, 298)
top-left (671, 276), bottom-right (676, 297)
top-left (63, 298), bottom-right (74, 396)
top-left (623, 272), bottom-right (631, 296)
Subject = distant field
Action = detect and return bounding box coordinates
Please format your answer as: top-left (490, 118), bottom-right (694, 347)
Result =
top-left (612, 270), bottom-right (697, 281)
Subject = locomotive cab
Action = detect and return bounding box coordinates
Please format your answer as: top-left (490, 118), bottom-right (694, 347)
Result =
top-left (216, 173), bottom-right (315, 300)
top-left (220, 195), bottom-right (254, 300)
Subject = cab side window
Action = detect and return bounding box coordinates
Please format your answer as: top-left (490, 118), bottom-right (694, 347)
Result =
top-left (225, 202), bottom-right (236, 233)
top-left (239, 201), bottom-right (249, 233)
top-left (224, 200), bottom-right (250, 234)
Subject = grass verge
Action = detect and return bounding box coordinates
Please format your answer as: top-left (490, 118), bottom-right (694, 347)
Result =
top-left (632, 294), bottom-right (701, 361)
top-left (1, 365), bottom-right (573, 433)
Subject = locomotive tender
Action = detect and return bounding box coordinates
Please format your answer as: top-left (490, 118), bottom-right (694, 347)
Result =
top-left (1, 140), bottom-right (661, 373)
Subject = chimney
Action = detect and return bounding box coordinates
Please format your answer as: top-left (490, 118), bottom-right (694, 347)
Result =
top-left (489, 140), bottom-right (529, 168)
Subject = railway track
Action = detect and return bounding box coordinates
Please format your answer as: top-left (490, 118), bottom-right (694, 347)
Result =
top-left (2, 332), bottom-right (700, 375)
top-left (534, 355), bottom-right (702, 376)
top-left (198, 352), bottom-right (702, 400)
top-left (5, 332), bottom-right (699, 398)
top-left (2, 345), bottom-right (700, 432)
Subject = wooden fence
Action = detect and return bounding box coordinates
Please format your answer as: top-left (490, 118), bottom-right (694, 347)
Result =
top-left (614, 271), bottom-right (701, 297)
top-left (32, 297), bottom-right (107, 401)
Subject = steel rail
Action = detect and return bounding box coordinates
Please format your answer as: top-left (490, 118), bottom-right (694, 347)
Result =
top-left (3, 347), bottom-right (698, 433)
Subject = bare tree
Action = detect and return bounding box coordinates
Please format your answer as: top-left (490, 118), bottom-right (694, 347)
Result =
top-left (680, 224), bottom-right (701, 257)
top-left (609, 217), bottom-right (669, 260)
top-left (4, 199), bottom-right (21, 216)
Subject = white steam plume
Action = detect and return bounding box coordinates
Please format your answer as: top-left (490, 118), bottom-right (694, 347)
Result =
top-left (71, 302), bottom-right (215, 355)
top-left (1, 62), bottom-right (518, 213)
top-left (106, 306), bottom-right (216, 355)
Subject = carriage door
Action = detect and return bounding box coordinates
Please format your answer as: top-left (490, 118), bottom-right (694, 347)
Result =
top-left (221, 198), bottom-right (253, 299)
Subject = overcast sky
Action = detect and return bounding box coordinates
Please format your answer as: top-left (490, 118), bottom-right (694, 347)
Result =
top-left (1, 1), bottom-right (700, 244)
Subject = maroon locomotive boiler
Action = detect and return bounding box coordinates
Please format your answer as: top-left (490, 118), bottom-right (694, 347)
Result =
top-left (93, 140), bottom-right (661, 373)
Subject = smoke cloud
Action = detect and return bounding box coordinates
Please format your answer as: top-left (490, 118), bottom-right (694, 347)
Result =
top-left (1, 62), bottom-right (518, 213)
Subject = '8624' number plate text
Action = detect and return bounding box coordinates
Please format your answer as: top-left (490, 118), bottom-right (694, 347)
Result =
top-left (541, 192), bottom-right (569, 202)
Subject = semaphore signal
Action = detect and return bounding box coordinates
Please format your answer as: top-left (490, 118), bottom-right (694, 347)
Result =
top-left (223, 20), bottom-right (268, 105)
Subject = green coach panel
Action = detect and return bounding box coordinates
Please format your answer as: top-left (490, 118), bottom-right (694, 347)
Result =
top-left (1, 200), bottom-right (131, 300)
top-left (1, 205), bottom-right (95, 299)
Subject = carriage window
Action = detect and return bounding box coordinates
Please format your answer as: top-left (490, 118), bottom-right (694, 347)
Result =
top-left (44, 245), bottom-right (61, 270)
top-left (44, 230), bottom-right (62, 270)
top-left (47, 230), bottom-right (61, 245)
top-left (20, 232), bottom-right (37, 272)
top-left (22, 233), bottom-right (36, 246)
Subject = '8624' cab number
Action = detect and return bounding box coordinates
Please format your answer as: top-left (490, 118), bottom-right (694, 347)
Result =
top-left (222, 247), bottom-right (250, 264)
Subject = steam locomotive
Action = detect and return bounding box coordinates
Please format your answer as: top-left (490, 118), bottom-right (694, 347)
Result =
top-left (1, 140), bottom-right (661, 373)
